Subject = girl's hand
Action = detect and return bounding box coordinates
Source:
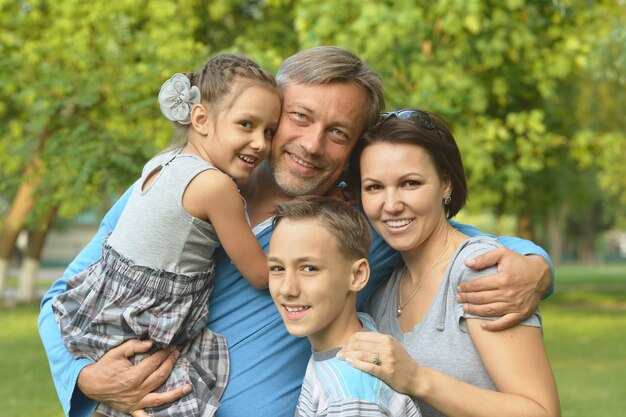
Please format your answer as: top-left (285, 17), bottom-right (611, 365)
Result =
top-left (337, 331), bottom-right (419, 396)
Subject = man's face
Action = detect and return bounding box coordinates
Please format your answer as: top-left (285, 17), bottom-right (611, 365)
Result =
top-left (268, 218), bottom-right (359, 351)
top-left (269, 82), bottom-right (369, 196)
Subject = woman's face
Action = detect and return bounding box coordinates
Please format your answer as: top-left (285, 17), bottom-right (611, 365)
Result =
top-left (360, 142), bottom-right (451, 253)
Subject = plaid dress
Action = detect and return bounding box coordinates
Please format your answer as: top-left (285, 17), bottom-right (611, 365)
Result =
top-left (53, 239), bottom-right (228, 417)
top-left (52, 151), bottom-right (233, 417)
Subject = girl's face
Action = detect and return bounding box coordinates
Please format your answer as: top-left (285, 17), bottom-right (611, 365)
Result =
top-left (208, 84), bottom-right (281, 180)
top-left (360, 142), bottom-right (451, 254)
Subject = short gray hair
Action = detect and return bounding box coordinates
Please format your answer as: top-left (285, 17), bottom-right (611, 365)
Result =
top-left (276, 46), bottom-right (384, 129)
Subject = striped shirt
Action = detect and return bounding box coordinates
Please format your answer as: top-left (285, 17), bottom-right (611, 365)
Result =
top-left (295, 313), bottom-right (421, 417)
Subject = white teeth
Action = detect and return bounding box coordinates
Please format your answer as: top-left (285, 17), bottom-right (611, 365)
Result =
top-left (285, 305), bottom-right (308, 312)
top-left (385, 219), bottom-right (413, 228)
top-left (289, 153), bottom-right (315, 168)
top-left (239, 155), bottom-right (256, 164)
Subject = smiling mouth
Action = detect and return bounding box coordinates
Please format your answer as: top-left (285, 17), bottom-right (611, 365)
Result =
top-left (384, 219), bottom-right (414, 228)
top-left (287, 152), bottom-right (317, 169)
top-left (239, 154), bottom-right (257, 164)
top-left (284, 305), bottom-right (309, 313)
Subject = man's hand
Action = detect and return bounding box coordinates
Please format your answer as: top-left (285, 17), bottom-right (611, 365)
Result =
top-left (456, 248), bottom-right (552, 331)
top-left (77, 339), bottom-right (191, 416)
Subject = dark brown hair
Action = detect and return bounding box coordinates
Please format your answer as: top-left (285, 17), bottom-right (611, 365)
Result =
top-left (349, 109), bottom-right (468, 218)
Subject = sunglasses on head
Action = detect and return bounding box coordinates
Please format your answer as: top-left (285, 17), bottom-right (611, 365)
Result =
top-left (378, 109), bottom-right (436, 130)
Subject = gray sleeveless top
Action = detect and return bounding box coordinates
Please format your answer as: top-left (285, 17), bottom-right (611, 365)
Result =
top-left (364, 236), bottom-right (542, 417)
top-left (107, 149), bottom-right (220, 275)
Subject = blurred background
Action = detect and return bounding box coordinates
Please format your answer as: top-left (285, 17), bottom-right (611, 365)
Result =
top-left (0, 1), bottom-right (624, 416)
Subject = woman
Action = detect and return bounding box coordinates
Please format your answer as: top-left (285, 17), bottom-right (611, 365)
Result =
top-left (338, 109), bottom-right (560, 417)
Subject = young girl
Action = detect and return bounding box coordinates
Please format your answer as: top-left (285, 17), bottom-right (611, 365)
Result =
top-left (52, 53), bottom-right (281, 417)
top-left (339, 109), bottom-right (561, 417)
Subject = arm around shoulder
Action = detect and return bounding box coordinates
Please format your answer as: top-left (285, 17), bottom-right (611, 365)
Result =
top-left (452, 221), bottom-right (554, 330)
top-left (451, 220), bottom-right (555, 297)
top-left (496, 236), bottom-right (554, 298)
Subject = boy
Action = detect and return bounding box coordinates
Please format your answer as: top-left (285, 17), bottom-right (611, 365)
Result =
top-left (268, 196), bottom-right (421, 416)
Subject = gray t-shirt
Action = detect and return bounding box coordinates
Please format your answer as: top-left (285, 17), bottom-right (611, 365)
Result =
top-left (364, 236), bottom-right (542, 417)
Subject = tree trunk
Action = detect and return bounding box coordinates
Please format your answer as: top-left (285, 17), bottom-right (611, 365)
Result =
top-left (516, 211), bottom-right (535, 241)
top-left (0, 259), bottom-right (8, 298)
top-left (0, 158), bottom-right (43, 296)
top-left (577, 209), bottom-right (596, 266)
top-left (547, 200), bottom-right (570, 266)
top-left (17, 207), bottom-right (57, 302)
top-left (0, 176), bottom-right (40, 296)
top-left (17, 258), bottom-right (40, 302)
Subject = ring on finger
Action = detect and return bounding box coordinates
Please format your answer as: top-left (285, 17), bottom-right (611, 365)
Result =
top-left (372, 353), bottom-right (382, 366)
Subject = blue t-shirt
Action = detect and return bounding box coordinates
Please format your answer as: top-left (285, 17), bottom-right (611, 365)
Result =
top-left (38, 185), bottom-right (553, 417)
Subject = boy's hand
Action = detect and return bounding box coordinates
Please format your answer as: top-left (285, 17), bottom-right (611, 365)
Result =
top-left (457, 248), bottom-right (552, 331)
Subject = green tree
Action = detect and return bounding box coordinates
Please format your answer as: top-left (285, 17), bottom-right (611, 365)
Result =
top-left (1, 0), bottom-right (623, 278)
top-left (292, 0), bottom-right (625, 261)
top-left (0, 0), bottom-right (211, 296)
top-left (0, 0), bottom-right (301, 297)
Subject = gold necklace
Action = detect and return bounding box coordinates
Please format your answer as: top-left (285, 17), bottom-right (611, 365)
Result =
top-left (396, 229), bottom-right (457, 317)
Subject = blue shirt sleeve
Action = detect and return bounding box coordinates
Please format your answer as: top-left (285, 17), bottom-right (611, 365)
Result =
top-left (38, 185), bottom-right (133, 417)
top-left (450, 219), bottom-right (555, 297)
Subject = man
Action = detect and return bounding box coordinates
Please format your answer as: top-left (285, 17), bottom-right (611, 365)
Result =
top-left (39, 46), bottom-right (553, 417)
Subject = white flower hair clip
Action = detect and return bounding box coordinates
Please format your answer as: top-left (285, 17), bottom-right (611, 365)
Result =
top-left (158, 73), bottom-right (201, 125)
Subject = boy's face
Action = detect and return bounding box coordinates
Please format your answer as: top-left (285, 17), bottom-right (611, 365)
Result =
top-left (268, 218), bottom-right (363, 351)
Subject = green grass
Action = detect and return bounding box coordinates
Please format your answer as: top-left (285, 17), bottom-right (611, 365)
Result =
top-left (3, 277), bottom-right (55, 290)
top-left (0, 303), bottom-right (64, 417)
top-left (1, 263), bottom-right (625, 417)
top-left (541, 263), bottom-right (626, 417)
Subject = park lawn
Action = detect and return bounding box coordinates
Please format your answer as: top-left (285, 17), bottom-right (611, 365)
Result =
top-left (541, 263), bottom-right (626, 417)
top-left (1, 264), bottom-right (625, 417)
top-left (0, 303), bottom-right (64, 417)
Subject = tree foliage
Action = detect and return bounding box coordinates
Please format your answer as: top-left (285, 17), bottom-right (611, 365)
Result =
top-left (1, 0), bottom-right (624, 261)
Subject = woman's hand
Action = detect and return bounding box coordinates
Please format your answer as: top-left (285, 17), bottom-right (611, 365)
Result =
top-left (337, 331), bottom-right (420, 396)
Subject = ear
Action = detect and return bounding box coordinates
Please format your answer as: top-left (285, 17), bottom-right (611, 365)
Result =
top-left (442, 176), bottom-right (453, 199)
top-left (191, 103), bottom-right (211, 135)
top-left (349, 258), bottom-right (370, 292)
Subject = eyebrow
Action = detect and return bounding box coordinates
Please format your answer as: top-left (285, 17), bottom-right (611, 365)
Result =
top-left (288, 102), bottom-right (357, 132)
top-left (295, 256), bottom-right (324, 263)
top-left (236, 112), bottom-right (262, 120)
top-left (361, 172), bottom-right (425, 182)
top-left (267, 255), bottom-right (324, 263)
top-left (285, 102), bottom-right (314, 114)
